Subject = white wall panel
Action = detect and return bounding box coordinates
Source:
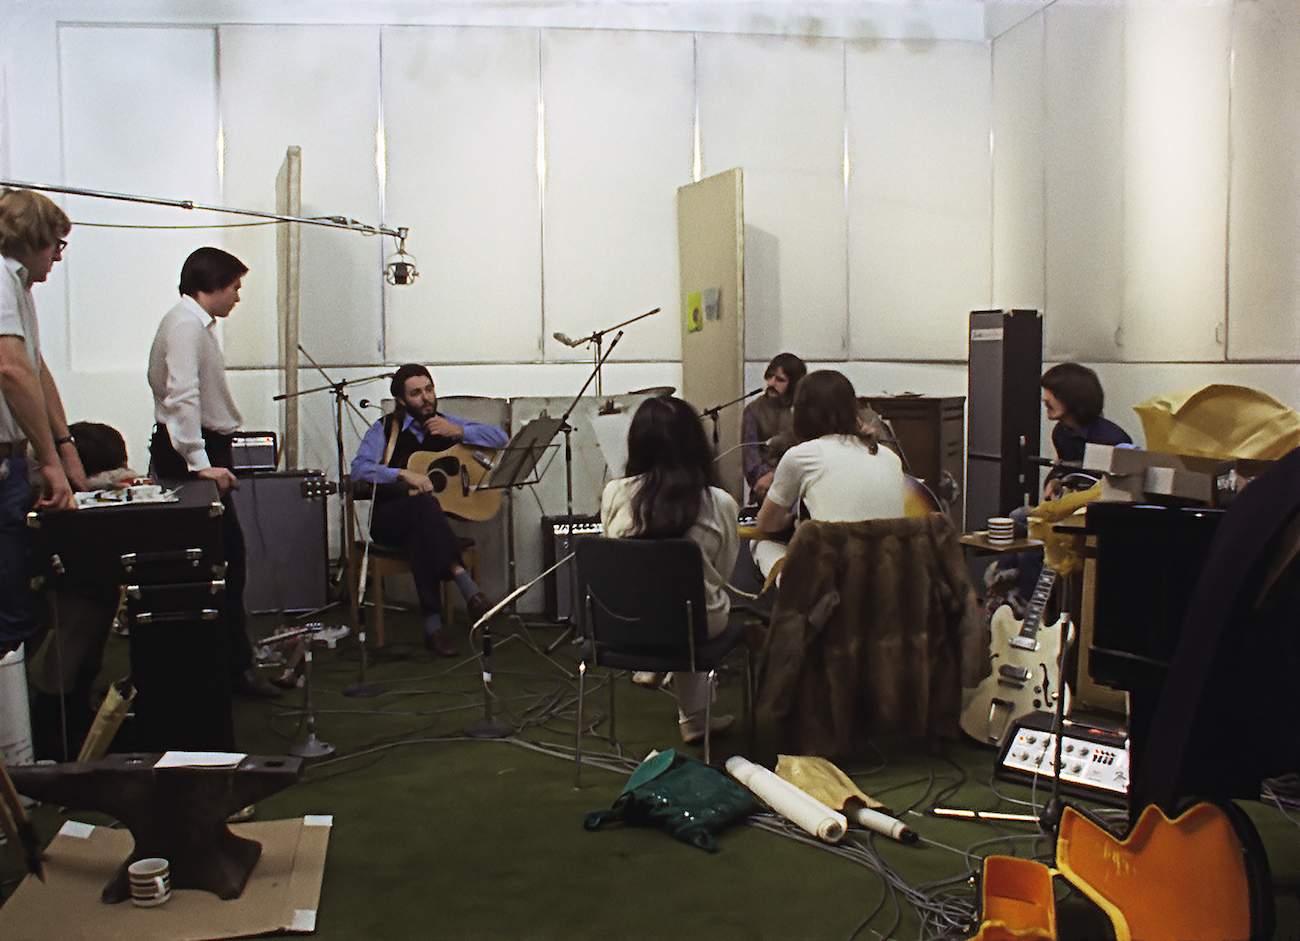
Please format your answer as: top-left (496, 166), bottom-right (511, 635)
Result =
top-left (1043, 2), bottom-right (1125, 362)
top-left (697, 33), bottom-right (847, 361)
top-left (1228, 0), bottom-right (1300, 361)
top-left (542, 29), bottom-right (695, 367)
top-left (382, 26), bottom-right (542, 366)
top-left (1120, 3), bottom-right (1229, 362)
top-left (991, 14), bottom-right (1045, 313)
top-left (58, 25), bottom-right (219, 375)
top-left (847, 39), bottom-right (991, 361)
top-left (218, 25), bottom-right (382, 368)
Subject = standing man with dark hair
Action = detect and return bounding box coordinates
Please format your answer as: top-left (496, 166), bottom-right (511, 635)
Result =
top-left (148, 246), bottom-right (279, 699)
top-left (350, 363), bottom-right (507, 656)
top-left (740, 351), bottom-right (807, 504)
top-left (0, 189), bottom-right (86, 655)
top-left (1039, 362), bottom-right (1132, 498)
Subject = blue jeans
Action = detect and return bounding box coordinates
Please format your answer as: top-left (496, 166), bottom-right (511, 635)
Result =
top-left (0, 457), bottom-right (42, 654)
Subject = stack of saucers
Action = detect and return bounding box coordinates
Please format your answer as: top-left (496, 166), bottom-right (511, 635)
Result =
top-left (987, 517), bottom-right (1015, 547)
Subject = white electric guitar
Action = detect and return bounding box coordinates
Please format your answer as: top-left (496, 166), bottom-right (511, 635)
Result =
top-left (960, 566), bottom-right (1072, 747)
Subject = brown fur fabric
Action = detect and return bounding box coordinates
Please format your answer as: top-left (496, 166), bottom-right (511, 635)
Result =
top-left (756, 515), bottom-right (989, 757)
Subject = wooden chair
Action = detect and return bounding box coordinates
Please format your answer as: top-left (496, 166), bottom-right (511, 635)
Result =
top-left (344, 476), bottom-right (479, 647)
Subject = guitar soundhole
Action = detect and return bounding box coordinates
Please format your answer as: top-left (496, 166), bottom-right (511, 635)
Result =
top-left (427, 456), bottom-right (460, 493)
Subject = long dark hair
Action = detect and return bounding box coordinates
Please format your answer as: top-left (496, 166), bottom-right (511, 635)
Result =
top-left (623, 396), bottom-right (719, 538)
top-left (792, 370), bottom-right (878, 454)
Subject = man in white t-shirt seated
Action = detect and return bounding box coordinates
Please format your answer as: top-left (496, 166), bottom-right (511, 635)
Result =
top-left (753, 370), bottom-right (906, 582)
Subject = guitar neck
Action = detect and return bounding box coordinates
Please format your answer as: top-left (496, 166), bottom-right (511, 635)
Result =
top-left (1010, 566), bottom-right (1059, 650)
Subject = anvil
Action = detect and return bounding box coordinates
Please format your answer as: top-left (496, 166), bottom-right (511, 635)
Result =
top-left (7, 752), bottom-right (302, 903)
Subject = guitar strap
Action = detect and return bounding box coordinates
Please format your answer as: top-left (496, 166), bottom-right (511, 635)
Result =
top-left (381, 413), bottom-right (402, 467)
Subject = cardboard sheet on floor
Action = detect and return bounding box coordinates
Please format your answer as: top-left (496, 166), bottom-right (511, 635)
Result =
top-left (0, 815), bottom-right (331, 940)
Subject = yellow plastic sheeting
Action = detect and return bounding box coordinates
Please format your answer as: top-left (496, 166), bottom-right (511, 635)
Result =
top-left (1135, 384), bottom-right (1300, 461)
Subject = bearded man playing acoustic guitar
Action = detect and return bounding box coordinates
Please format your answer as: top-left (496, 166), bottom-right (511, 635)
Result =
top-left (350, 363), bottom-right (508, 656)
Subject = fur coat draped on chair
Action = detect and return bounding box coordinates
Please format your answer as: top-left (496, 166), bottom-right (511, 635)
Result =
top-left (757, 515), bottom-right (988, 757)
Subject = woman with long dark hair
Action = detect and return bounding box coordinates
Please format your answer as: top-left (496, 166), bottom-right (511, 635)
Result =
top-left (753, 370), bottom-right (905, 579)
top-left (600, 395), bottom-right (740, 744)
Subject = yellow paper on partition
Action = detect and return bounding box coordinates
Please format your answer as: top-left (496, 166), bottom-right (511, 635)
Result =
top-left (1134, 384), bottom-right (1300, 461)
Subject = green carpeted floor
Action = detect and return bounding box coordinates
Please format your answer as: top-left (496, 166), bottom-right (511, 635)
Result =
top-left (4, 602), bottom-right (1300, 939)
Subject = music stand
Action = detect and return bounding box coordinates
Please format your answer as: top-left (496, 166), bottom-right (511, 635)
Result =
top-left (483, 417), bottom-right (564, 493)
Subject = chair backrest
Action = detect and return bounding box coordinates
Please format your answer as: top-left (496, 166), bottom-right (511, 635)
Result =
top-left (575, 537), bottom-right (710, 666)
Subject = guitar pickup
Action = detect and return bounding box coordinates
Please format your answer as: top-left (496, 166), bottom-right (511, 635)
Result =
top-left (1009, 636), bottom-right (1039, 651)
top-left (998, 665), bottom-right (1031, 683)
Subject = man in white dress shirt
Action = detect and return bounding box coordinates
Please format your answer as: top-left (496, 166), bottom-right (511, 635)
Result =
top-left (147, 247), bottom-right (279, 699)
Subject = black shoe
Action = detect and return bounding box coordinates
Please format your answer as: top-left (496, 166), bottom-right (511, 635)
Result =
top-left (233, 669), bottom-right (282, 700)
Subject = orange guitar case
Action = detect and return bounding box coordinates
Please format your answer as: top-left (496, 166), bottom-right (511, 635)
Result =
top-left (970, 801), bottom-right (1273, 941)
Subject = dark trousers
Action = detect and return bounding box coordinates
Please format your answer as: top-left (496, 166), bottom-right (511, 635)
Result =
top-left (149, 425), bottom-right (253, 679)
top-left (371, 492), bottom-right (463, 618)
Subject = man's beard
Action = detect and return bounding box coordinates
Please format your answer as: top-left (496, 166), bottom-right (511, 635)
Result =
top-left (765, 386), bottom-right (793, 408)
top-left (405, 401), bottom-right (437, 421)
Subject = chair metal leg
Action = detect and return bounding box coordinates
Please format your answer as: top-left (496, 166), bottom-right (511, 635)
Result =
top-left (704, 668), bottom-right (716, 766)
top-left (607, 667), bottom-right (617, 746)
top-left (742, 648), bottom-right (755, 755)
top-left (574, 660), bottom-right (586, 788)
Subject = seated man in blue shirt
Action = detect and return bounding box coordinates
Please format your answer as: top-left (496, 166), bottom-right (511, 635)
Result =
top-left (350, 363), bottom-right (508, 656)
top-left (1040, 361), bottom-right (1133, 497)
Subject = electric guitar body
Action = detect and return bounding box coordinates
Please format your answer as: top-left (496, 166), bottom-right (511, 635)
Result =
top-left (405, 445), bottom-right (502, 521)
top-left (960, 566), bottom-right (1071, 747)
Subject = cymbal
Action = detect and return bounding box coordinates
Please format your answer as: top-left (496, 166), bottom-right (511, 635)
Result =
top-left (624, 386), bottom-right (675, 397)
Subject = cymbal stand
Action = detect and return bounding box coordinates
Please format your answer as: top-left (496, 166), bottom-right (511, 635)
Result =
top-left (545, 332), bottom-right (626, 654)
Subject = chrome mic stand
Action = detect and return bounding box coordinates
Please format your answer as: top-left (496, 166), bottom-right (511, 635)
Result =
top-left (463, 552), bottom-right (575, 739)
top-left (260, 622), bottom-right (343, 760)
top-left (700, 387), bottom-right (763, 448)
top-left (554, 307), bottom-right (659, 398)
top-left (342, 486), bottom-right (384, 698)
top-left (545, 333), bottom-right (626, 654)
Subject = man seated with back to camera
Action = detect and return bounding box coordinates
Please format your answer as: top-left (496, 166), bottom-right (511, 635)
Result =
top-left (741, 352), bottom-right (806, 506)
top-left (754, 370), bottom-right (907, 583)
top-left (350, 363), bottom-right (508, 656)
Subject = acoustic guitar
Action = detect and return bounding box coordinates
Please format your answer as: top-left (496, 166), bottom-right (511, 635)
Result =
top-left (405, 445), bottom-right (502, 521)
top-left (960, 565), bottom-right (1071, 747)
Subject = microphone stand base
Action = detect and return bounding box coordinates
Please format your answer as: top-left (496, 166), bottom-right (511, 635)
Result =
top-left (290, 734), bottom-right (336, 760)
top-left (463, 718), bottom-right (514, 739)
top-left (341, 681), bottom-right (384, 698)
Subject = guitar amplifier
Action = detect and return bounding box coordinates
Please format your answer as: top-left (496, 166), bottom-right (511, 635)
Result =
top-left (541, 515), bottom-right (602, 620)
top-left (231, 431), bottom-right (277, 474)
top-left (230, 471), bottom-right (331, 614)
top-left (995, 711), bottom-right (1130, 807)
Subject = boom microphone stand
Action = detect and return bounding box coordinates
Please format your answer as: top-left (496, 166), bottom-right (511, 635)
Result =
top-left (700, 387), bottom-right (763, 448)
top-left (463, 552), bottom-right (575, 739)
top-left (544, 332), bottom-right (627, 654)
top-left (552, 307), bottom-right (659, 398)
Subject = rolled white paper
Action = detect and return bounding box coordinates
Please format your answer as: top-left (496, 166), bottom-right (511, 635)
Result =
top-left (853, 805), bottom-right (918, 844)
top-left (725, 755), bottom-right (847, 843)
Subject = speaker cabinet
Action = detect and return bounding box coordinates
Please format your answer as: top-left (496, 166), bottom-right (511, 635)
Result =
top-left (229, 471), bottom-right (329, 614)
top-left (966, 310), bottom-right (1042, 530)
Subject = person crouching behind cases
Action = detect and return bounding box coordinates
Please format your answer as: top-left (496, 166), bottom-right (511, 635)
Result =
top-left (350, 363), bottom-right (508, 657)
top-left (601, 395), bottom-right (740, 745)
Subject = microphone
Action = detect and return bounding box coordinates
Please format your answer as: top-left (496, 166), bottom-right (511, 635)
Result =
top-left (553, 332), bottom-right (584, 348)
top-left (358, 399), bottom-right (380, 410)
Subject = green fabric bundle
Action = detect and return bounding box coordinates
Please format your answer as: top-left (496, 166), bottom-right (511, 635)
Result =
top-left (583, 749), bottom-right (758, 852)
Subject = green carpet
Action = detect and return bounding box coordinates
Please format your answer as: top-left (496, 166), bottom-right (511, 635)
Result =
top-left (3, 604), bottom-right (1299, 939)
